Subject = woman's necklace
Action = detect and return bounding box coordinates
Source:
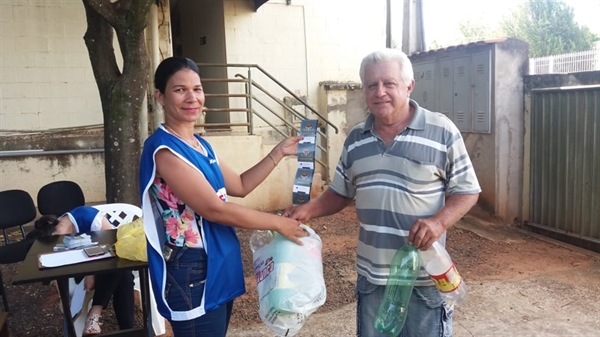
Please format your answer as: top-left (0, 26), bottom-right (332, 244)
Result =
top-left (164, 125), bottom-right (201, 150)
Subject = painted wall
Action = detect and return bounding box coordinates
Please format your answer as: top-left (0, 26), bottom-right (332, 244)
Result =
top-left (222, 0), bottom-right (386, 132)
top-left (0, 0), bottom-right (172, 132)
top-left (319, 82), bottom-right (368, 181)
top-left (493, 40), bottom-right (528, 222)
top-left (1, 0), bottom-right (381, 211)
top-left (0, 132), bottom-right (301, 211)
top-left (0, 0), bottom-right (101, 130)
top-left (176, 0), bottom-right (230, 124)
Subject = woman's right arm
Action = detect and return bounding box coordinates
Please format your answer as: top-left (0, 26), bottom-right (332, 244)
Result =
top-left (155, 149), bottom-right (305, 244)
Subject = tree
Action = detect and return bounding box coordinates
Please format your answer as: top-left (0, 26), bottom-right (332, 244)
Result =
top-left (500, 0), bottom-right (599, 58)
top-left (457, 19), bottom-right (499, 44)
top-left (82, 0), bottom-right (154, 204)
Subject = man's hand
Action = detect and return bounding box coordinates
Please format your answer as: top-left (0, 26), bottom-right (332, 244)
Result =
top-left (282, 204), bottom-right (312, 224)
top-left (407, 217), bottom-right (445, 250)
top-left (409, 194), bottom-right (479, 249)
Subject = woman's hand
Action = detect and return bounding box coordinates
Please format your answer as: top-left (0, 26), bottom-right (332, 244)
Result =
top-left (271, 136), bottom-right (304, 162)
top-left (274, 217), bottom-right (306, 245)
top-left (84, 275), bottom-right (95, 292)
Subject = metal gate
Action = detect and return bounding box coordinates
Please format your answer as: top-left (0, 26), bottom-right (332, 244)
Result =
top-left (525, 84), bottom-right (600, 252)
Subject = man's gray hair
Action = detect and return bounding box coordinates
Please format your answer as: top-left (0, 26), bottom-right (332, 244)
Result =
top-left (359, 49), bottom-right (414, 86)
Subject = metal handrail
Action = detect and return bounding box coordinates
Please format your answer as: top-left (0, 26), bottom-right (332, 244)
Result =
top-left (196, 63), bottom-right (336, 182)
top-left (197, 63), bottom-right (338, 134)
top-left (236, 74), bottom-right (330, 143)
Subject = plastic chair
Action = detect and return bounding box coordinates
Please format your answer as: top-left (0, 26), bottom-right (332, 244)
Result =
top-left (0, 189), bottom-right (37, 312)
top-left (0, 189), bottom-right (36, 244)
top-left (37, 181), bottom-right (85, 216)
top-left (92, 203), bottom-right (142, 227)
top-left (66, 203), bottom-right (165, 336)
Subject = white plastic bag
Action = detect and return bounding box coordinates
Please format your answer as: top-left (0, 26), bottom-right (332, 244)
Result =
top-left (252, 225), bottom-right (327, 336)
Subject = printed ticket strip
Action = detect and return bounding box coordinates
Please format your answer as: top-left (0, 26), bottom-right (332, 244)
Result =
top-left (293, 119), bottom-right (318, 205)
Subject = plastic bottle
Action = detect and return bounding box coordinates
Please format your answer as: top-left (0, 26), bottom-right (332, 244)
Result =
top-left (418, 241), bottom-right (468, 305)
top-left (374, 244), bottom-right (420, 336)
top-left (249, 230), bottom-right (274, 253)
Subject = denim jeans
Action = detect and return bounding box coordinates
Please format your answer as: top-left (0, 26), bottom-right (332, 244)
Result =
top-left (165, 245), bottom-right (234, 337)
top-left (355, 275), bottom-right (453, 337)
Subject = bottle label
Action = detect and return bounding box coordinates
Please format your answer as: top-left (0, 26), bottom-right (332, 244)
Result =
top-left (429, 263), bottom-right (462, 293)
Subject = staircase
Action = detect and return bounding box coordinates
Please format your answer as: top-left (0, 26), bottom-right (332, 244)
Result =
top-left (195, 63), bottom-right (338, 183)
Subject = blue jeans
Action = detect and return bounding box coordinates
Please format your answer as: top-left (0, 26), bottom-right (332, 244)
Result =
top-left (165, 246), bottom-right (234, 337)
top-left (356, 275), bottom-right (453, 337)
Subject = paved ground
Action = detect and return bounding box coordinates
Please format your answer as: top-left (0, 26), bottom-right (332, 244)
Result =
top-left (227, 220), bottom-right (600, 337)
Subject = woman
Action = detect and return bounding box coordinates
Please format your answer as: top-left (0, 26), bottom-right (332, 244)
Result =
top-left (33, 205), bottom-right (134, 336)
top-left (139, 56), bottom-right (306, 336)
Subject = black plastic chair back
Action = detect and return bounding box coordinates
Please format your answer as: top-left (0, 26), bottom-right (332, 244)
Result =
top-left (0, 190), bottom-right (36, 244)
top-left (37, 181), bottom-right (85, 216)
top-left (0, 189), bottom-right (37, 312)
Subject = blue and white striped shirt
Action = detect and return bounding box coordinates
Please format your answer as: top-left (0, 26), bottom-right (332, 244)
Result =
top-left (329, 99), bottom-right (481, 286)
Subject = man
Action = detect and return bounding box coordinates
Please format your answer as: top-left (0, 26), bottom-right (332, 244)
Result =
top-left (284, 49), bottom-right (480, 337)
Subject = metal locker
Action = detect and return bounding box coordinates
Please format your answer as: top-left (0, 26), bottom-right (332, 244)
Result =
top-left (471, 51), bottom-right (492, 133)
top-left (439, 59), bottom-right (454, 120)
top-left (412, 62), bottom-right (436, 111)
top-left (453, 57), bottom-right (470, 131)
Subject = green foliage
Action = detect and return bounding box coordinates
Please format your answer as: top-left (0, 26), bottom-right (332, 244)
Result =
top-left (433, 19), bottom-right (502, 49)
top-left (457, 19), bottom-right (500, 44)
top-left (500, 0), bottom-right (599, 57)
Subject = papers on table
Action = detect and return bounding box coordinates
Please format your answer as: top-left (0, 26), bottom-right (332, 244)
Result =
top-left (38, 246), bottom-right (114, 269)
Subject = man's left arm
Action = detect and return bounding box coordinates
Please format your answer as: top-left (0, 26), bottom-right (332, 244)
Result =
top-left (408, 193), bottom-right (479, 249)
top-left (408, 122), bottom-right (481, 249)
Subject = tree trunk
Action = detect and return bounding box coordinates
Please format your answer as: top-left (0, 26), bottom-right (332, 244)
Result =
top-left (82, 0), bottom-right (153, 204)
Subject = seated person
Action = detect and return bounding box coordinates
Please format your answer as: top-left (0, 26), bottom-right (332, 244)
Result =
top-left (34, 205), bottom-right (134, 336)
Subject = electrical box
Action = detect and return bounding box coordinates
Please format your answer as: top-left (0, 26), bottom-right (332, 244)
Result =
top-left (412, 50), bottom-right (492, 133)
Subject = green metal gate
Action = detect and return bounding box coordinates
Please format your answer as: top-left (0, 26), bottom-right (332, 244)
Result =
top-left (525, 84), bottom-right (600, 252)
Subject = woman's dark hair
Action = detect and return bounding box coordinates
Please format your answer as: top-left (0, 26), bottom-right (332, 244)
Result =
top-left (154, 56), bottom-right (201, 93)
top-left (33, 215), bottom-right (60, 237)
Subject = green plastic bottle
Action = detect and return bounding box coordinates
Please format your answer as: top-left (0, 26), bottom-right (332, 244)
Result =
top-left (374, 244), bottom-right (420, 335)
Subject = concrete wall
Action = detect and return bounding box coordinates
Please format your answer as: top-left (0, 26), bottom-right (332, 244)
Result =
top-left (222, 0), bottom-right (386, 132)
top-left (177, 0), bottom-right (230, 124)
top-left (0, 0), bottom-right (172, 132)
top-left (319, 82), bottom-right (367, 181)
top-left (1, 0), bottom-right (382, 211)
top-left (0, 0), bottom-right (101, 130)
top-left (493, 40), bottom-right (529, 222)
top-left (0, 131), bottom-right (301, 211)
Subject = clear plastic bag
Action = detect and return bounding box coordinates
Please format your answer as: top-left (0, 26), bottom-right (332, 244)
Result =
top-left (115, 217), bottom-right (147, 262)
top-left (252, 225), bottom-right (327, 336)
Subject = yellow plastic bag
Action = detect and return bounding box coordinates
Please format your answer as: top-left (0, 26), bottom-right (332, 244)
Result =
top-left (115, 217), bottom-right (147, 262)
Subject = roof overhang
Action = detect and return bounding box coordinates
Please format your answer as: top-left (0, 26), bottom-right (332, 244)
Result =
top-left (253, 0), bottom-right (270, 11)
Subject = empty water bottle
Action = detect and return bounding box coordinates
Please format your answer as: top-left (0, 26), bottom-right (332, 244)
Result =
top-left (374, 244), bottom-right (420, 335)
top-left (249, 230), bottom-right (274, 253)
top-left (418, 241), bottom-right (468, 305)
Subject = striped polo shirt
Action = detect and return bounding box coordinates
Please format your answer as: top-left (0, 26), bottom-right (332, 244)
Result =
top-left (329, 99), bottom-right (481, 286)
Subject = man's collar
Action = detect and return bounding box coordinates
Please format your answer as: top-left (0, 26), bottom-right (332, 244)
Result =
top-left (361, 99), bottom-right (425, 133)
top-left (407, 99), bottom-right (426, 130)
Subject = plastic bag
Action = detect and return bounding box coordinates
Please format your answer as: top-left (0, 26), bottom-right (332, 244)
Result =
top-left (115, 217), bottom-right (147, 262)
top-left (252, 225), bottom-right (326, 336)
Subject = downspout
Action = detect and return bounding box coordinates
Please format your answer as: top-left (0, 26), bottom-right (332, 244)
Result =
top-left (386, 0), bottom-right (391, 48)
